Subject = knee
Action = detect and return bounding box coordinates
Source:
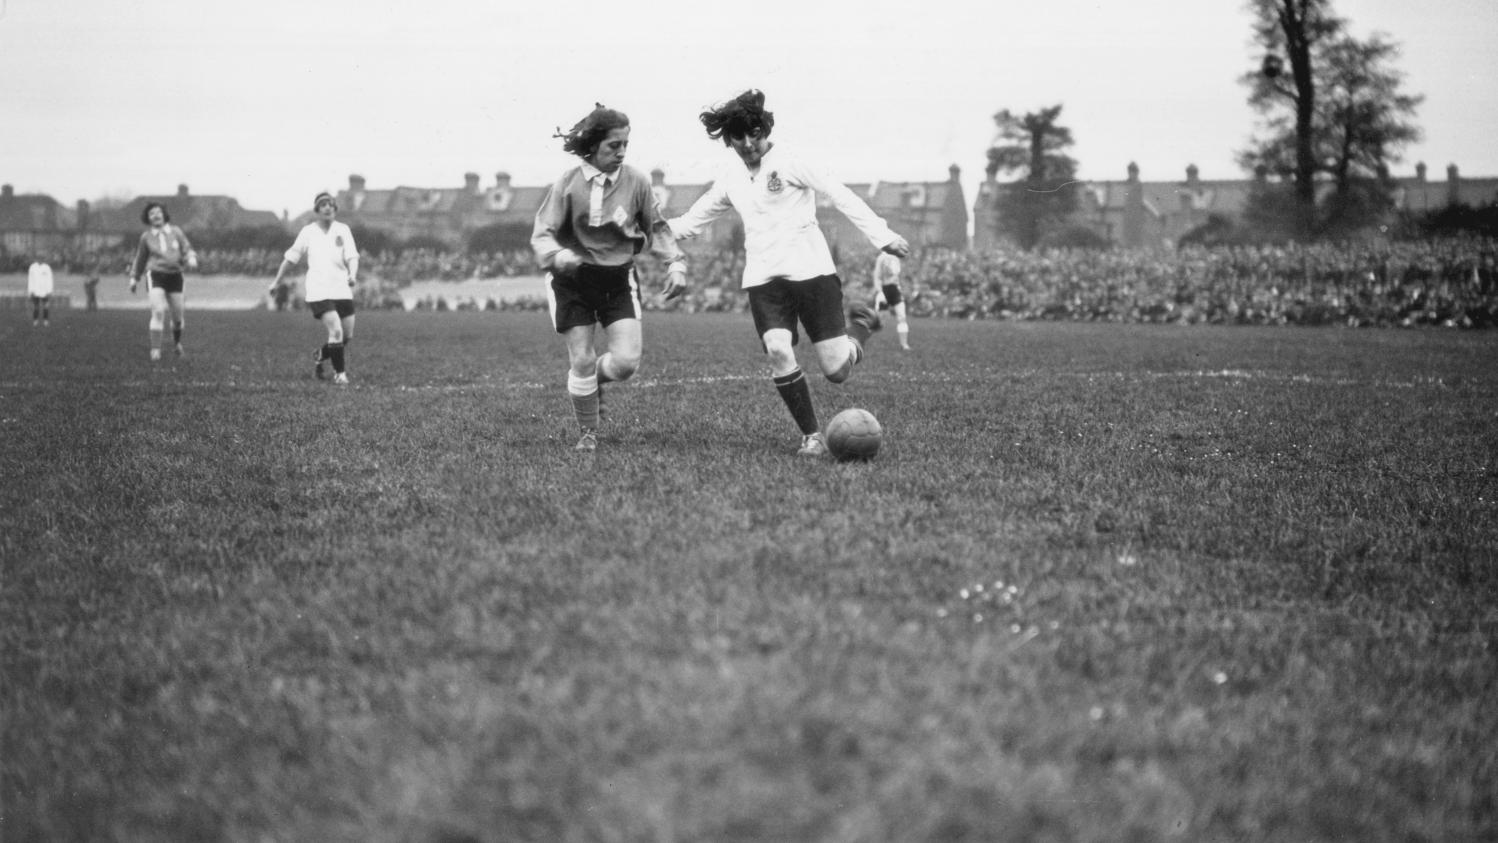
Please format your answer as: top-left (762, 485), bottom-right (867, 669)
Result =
top-left (569, 351), bottom-right (598, 377)
top-left (764, 342), bottom-right (796, 373)
top-left (825, 357), bottom-right (854, 383)
top-left (607, 354), bottom-right (640, 381)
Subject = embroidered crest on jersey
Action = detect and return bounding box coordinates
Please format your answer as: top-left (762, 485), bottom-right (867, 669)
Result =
top-left (611, 205), bottom-right (629, 227)
top-left (335, 235), bottom-right (345, 248)
top-left (766, 171), bottom-right (783, 194)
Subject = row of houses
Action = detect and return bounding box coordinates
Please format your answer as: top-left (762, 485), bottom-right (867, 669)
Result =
top-left (5, 160), bottom-right (1496, 259)
top-left (973, 161), bottom-right (1498, 250)
top-left (0, 183), bottom-right (281, 256)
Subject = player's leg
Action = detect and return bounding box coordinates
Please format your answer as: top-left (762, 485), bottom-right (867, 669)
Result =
top-left (593, 267), bottom-right (646, 420)
top-left (167, 291), bottom-right (186, 355)
top-left (750, 283), bottom-right (823, 455)
top-left (321, 307), bottom-right (349, 383)
top-left (884, 284), bottom-right (910, 350)
top-left (801, 275), bottom-right (877, 384)
top-left (563, 323), bottom-right (601, 448)
top-left (333, 307), bottom-right (356, 383)
top-left (148, 285), bottom-right (169, 360)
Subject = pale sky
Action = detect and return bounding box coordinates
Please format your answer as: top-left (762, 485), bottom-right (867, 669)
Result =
top-left (1, 0), bottom-right (1494, 217)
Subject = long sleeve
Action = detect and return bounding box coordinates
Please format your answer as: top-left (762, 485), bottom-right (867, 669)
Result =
top-left (174, 226), bottom-right (197, 263)
top-left (130, 235), bottom-right (149, 279)
top-left (635, 181), bottom-right (686, 267)
top-left (669, 183), bottom-right (732, 241)
top-left (794, 161), bottom-right (898, 250)
top-left (530, 177), bottom-right (572, 270)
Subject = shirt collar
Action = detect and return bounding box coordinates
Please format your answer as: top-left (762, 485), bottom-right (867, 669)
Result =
top-left (581, 162), bottom-right (615, 185)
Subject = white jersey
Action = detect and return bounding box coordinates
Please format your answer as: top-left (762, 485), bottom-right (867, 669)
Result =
top-left (874, 252), bottom-right (902, 288)
top-left (669, 144), bottom-right (898, 289)
top-left (284, 221), bottom-right (358, 302)
top-left (27, 262), bottom-right (54, 297)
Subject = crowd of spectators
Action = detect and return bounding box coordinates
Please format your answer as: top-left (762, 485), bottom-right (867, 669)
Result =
top-left (8, 237), bottom-right (1495, 327)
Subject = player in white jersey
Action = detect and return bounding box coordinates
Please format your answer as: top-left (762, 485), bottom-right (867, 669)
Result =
top-left (27, 259), bottom-right (53, 326)
top-left (669, 90), bottom-right (910, 457)
top-left (270, 192), bottom-right (360, 384)
top-left (873, 251), bottom-right (912, 350)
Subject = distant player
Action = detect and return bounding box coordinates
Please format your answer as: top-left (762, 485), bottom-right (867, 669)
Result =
top-left (531, 103), bottom-right (688, 452)
top-left (270, 192), bottom-right (360, 385)
top-left (27, 258), bottom-right (53, 326)
top-left (873, 251), bottom-right (911, 350)
top-left (669, 89), bottom-right (910, 457)
top-left (129, 202), bottom-right (198, 360)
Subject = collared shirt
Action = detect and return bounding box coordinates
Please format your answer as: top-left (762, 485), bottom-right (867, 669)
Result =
top-left (130, 224), bottom-right (196, 278)
top-left (284, 220), bottom-right (359, 302)
top-left (669, 144), bottom-right (898, 289)
top-left (27, 262), bottom-right (53, 296)
top-left (531, 163), bottom-right (685, 274)
top-left (583, 161), bottom-right (612, 227)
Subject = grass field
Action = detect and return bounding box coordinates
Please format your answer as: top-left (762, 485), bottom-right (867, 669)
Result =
top-left (3, 310), bottom-right (1496, 842)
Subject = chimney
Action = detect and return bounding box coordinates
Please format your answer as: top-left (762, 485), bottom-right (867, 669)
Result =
top-left (948, 163), bottom-right (961, 182)
top-left (77, 199), bottom-right (90, 230)
top-left (349, 174), bottom-right (366, 192)
top-left (1186, 164), bottom-right (1199, 186)
top-left (650, 168), bottom-right (666, 186)
top-left (1447, 164), bottom-right (1460, 206)
top-left (494, 172), bottom-right (511, 190)
top-left (177, 184), bottom-right (189, 197)
top-left (464, 172), bottom-right (480, 193)
top-left (1415, 162), bottom-right (1427, 182)
top-left (1127, 162), bottom-right (1140, 183)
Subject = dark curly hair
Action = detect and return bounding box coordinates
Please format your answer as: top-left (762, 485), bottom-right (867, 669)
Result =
top-left (555, 104), bottom-right (630, 159)
top-left (699, 89), bottom-right (774, 145)
top-left (140, 202), bottom-right (170, 225)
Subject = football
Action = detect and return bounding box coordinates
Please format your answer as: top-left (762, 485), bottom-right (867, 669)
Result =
top-left (825, 408), bottom-right (883, 461)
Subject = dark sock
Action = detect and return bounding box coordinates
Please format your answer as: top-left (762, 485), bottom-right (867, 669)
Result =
top-left (172, 323), bottom-right (182, 344)
top-left (773, 369), bottom-right (819, 435)
top-left (328, 342), bottom-right (346, 374)
top-left (571, 390), bottom-right (600, 430)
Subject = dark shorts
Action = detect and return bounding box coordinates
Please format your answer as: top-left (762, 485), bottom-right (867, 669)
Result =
top-left (149, 270), bottom-right (185, 294)
top-left (548, 263), bottom-right (640, 333)
top-left (309, 299), bottom-right (356, 319)
top-left (747, 275), bottom-right (848, 347)
top-left (879, 283), bottom-right (904, 309)
top-left (30, 294), bottom-right (50, 304)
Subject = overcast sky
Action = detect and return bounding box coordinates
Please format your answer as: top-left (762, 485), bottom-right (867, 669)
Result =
top-left (1, 0), bottom-right (1494, 216)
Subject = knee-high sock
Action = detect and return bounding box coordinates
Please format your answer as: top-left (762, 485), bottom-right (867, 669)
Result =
top-left (773, 369), bottom-right (819, 435)
top-left (568, 371), bottom-right (599, 431)
top-left (327, 342), bottom-right (346, 374)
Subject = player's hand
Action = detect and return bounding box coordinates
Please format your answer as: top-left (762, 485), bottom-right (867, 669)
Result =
top-left (874, 292), bottom-right (887, 309)
top-left (268, 281), bottom-right (280, 295)
top-left (882, 236), bottom-right (911, 259)
top-left (187, 256), bottom-right (199, 271)
top-left (662, 270), bottom-right (687, 301)
top-left (553, 249), bottom-right (582, 275)
top-left (129, 278), bottom-right (138, 294)
top-left (348, 276), bottom-right (357, 288)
